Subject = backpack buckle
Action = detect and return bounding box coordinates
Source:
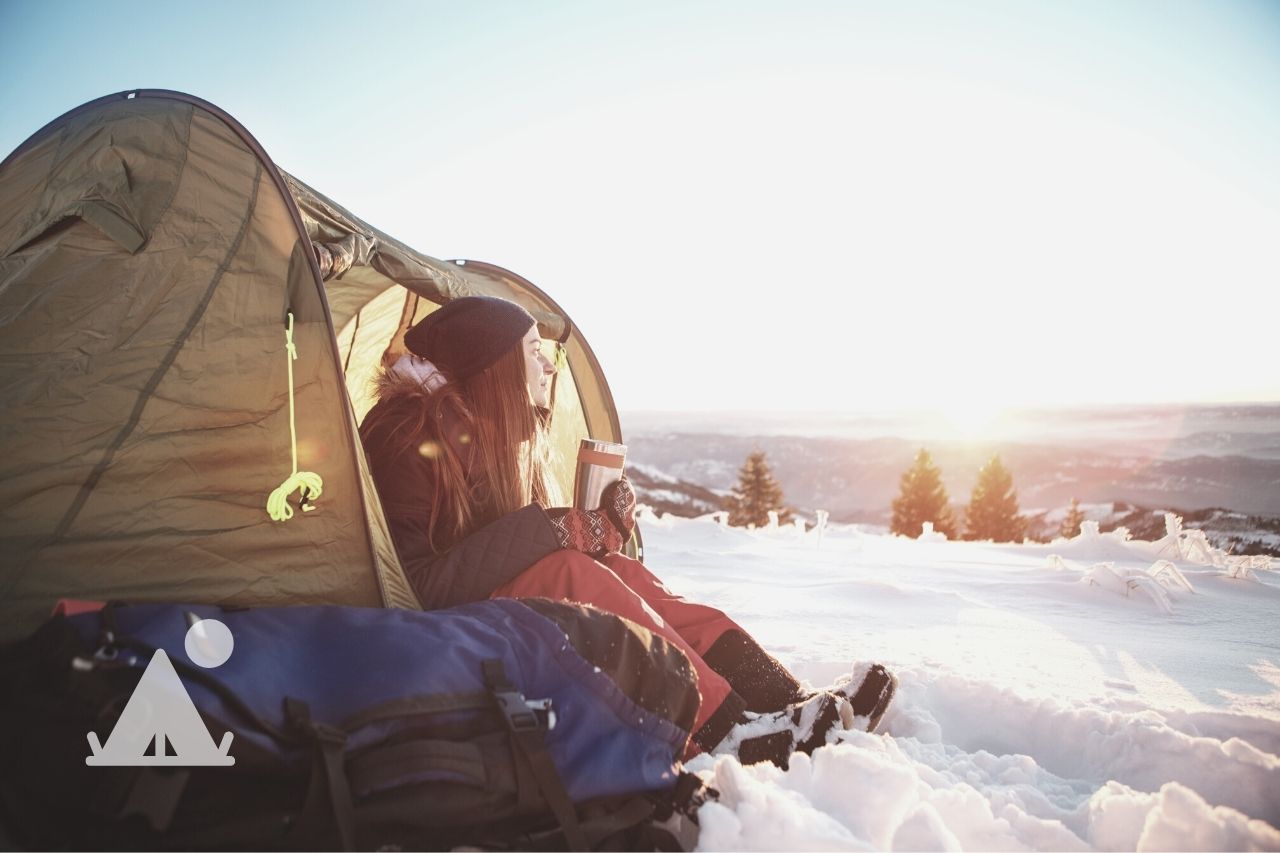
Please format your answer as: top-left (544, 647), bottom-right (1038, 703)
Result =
top-left (483, 659), bottom-right (556, 732)
top-left (526, 697), bottom-right (557, 731)
top-left (492, 690), bottom-right (545, 733)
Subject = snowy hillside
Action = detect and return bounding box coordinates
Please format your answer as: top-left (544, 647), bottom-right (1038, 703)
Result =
top-left (636, 510), bottom-right (1280, 850)
top-left (624, 404), bottom-right (1280, 521)
top-left (629, 462), bottom-right (727, 518)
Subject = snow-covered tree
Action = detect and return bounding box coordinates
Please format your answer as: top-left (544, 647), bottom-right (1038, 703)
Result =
top-left (726, 450), bottom-right (792, 528)
top-left (1060, 497), bottom-right (1086, 539)
top-left (890, 448), bottom-right (958, 539)
top-left (964, 455), bottom-right (1025, 542)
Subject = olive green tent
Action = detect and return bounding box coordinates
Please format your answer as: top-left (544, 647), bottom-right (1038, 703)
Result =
top-left (0, 90), bottom-right (624, 643)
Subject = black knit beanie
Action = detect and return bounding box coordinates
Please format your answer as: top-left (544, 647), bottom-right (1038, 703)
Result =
top-left (403, 296), bottom-right (536, 380)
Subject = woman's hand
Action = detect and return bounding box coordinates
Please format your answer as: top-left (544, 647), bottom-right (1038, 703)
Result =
top-left (600, 477), bottom-right (636, 540)
top-left (546, 477), bottom-right (636, 556)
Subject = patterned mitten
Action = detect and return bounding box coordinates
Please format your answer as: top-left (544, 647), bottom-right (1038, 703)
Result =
top-left (600, 477), bottom-right (637, 540)
top-left (546, 477), bottom-right (636, 556)
top-left (547, 507), bottom-right (624, 556)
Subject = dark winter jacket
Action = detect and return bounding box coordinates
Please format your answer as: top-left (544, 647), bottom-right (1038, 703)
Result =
top-left (358, 372), bottom-right (561, 610)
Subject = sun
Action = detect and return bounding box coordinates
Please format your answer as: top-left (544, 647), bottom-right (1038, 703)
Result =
top-left (939, 400), bottom-right (1006, 440)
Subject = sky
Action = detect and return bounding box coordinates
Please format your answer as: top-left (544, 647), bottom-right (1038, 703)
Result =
top-left (3, 0), bottom-right (1279, 419)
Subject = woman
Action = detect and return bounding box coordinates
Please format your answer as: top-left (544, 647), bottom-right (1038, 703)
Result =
top-left (359, 296), bottom-right (895, 765)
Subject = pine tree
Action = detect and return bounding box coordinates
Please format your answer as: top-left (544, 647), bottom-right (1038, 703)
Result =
top-left (964, 454), bottom-right (1025, 542)
top-left (890, 448), bottom-right (958, 539)
top-left (1060, 497), bottom-right (1086, 540)
top-left (725, 450), bottom-right (792, 528)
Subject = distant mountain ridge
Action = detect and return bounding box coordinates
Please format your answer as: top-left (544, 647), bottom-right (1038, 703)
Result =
top-left (623, 418), bottom-right (1280, 556)
top-left (626, 432), bottom-right (1280, 517)
top-left (628, 462), bottom-right (726, 518)
top-left (630, 461), bottom-right (1280, 557)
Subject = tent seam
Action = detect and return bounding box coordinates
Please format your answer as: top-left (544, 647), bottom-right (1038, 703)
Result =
top-left (144, 105), bottom-right (195, 240)
top-left (342, 309), bottom-right (360, 377)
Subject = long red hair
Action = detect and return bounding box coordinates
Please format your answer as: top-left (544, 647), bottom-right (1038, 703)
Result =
top-left (364, 343), bottom-right (559, 553)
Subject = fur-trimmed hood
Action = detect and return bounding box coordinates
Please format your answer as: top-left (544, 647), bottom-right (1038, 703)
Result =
top-left (372, 353), bottom-right (449, 404)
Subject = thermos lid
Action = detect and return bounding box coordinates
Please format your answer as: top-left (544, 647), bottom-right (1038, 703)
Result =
top-left (579, 438), bottom-right (627, 454)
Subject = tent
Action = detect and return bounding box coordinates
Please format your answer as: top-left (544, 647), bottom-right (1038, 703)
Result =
top-left (0, 90), bottom-right (626, 643)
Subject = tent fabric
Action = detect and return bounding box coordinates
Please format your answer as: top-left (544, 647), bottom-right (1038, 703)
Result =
top-left (289, 180), bottom-right (624, 513)
top-left (0, 90), bottom-right (624, 644)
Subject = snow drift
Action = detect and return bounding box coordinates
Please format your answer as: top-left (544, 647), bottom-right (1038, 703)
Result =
top-left (635, 509), bottom-right (1280, 850)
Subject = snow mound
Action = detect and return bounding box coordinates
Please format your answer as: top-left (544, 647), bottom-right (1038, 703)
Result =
top-left (636, 513), bottom-right (1280, 850)
top-left (919, 521), bottom-right (949, 543)
top-left (690, 740), bottom-right (1280, 852)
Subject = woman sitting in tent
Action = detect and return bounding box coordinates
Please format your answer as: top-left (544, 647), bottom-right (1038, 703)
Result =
top-left (358, 296), bottom-right (895, 766)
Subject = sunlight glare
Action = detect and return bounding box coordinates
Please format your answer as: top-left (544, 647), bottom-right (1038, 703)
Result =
top-left (939, 399), bottom-right (1007, 440)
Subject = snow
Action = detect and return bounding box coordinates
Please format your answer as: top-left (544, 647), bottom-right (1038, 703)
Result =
top-left (634, 510), bottom-right (1280, 850)
top-left (645, 488), bottom-right (699, 505)
top-left (630, 461), bottom-right (680, 485)
top-left (1040, 502), bottom-right (1131, 528)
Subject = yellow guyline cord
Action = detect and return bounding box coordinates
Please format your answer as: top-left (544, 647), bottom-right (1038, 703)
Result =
top-left (267, 312), bottom-right (324, 521)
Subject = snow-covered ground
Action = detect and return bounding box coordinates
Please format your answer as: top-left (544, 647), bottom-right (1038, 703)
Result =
top-left (637, 510), bottom-right (1280, 850)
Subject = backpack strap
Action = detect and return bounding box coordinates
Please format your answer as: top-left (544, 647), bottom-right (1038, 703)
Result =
top-left (645, 771), bottom-right (712, 852)
top-left (285, 697), bottom-right (356, 851)
top-left (347, 738), bottom-right (488, 797)
top-left (581, 796), bottom-right (658, 848)
top-left (482, 659), bottom-right (587, 852)
top-left (339, 691), bottom-right (493, 731)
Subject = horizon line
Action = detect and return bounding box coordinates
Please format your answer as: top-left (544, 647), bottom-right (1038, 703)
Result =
top-left (619, 400), bottom-right (1280, 416)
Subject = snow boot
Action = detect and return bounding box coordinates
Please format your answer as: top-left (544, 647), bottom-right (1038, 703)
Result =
top-left (701, 628), bottom-right (808, 713)
top-left (713, 691), bottom-right (853, 769)
top-left (834, 663), bottom-right (897, 733)
top-left (689, 690), bottom-right (749, 755)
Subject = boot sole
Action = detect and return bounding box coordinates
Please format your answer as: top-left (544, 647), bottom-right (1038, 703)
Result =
top-left (846, 664), bottom-right (897, 733)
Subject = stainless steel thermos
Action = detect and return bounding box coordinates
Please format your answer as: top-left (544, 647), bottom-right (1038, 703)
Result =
top-left (573, 439), bottom-right (627, 510)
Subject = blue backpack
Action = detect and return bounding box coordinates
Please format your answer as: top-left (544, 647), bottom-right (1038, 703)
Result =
top-left (0, 598), bottom-right (709, 850)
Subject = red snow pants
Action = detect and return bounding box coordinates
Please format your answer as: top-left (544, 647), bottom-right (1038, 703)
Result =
top-left (491, 550), bottom-right (740, 751)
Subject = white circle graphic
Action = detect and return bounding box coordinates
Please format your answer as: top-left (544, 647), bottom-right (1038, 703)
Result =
top-left (184, 618), bottom-right (234, 668)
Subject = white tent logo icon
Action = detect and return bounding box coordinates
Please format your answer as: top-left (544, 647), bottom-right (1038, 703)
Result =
top-left (86, 618), bottom-right (236, 767)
